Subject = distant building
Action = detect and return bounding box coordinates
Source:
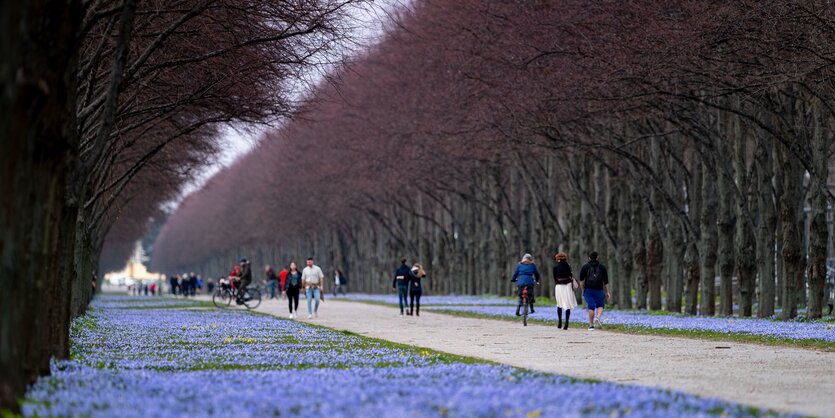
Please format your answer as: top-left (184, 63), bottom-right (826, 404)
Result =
top-left (104, 242), bottom-right (164, 285)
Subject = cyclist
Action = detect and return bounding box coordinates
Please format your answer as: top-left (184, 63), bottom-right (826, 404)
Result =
top-left (511, 253), bottom-right (541, 316)
top-left (236, 258), bottom-right (253, 305)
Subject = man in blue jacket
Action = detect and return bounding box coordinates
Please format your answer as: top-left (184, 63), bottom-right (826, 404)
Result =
top-left (392, 257), bottom-right (417, 317)
top-left (511, 253), bottom-right (541, 316)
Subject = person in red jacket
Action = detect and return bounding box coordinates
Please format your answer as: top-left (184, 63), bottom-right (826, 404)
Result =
top-left (279, 267), bottom-right (288, 299)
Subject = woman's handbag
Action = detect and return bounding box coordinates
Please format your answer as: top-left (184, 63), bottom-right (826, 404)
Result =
top-left (571, 277), bottom-right (579, 290)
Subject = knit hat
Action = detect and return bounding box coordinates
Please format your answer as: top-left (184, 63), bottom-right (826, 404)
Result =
top-left (522, 253), bottom-right (533, 262)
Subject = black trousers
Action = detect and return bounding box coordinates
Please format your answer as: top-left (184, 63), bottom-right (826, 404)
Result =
top-left (516, 285), bottom-right (535, 305)
top-left (237, 279), bottom-right (251, 300)
top-left (409, 289), bottom-right (422, 313)
top-left (287, 286), bottom-right (300, 313)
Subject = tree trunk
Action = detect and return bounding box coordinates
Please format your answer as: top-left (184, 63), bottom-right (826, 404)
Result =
top-left (0, 1), bottom-right (82, 410)
top-left (700, 159), bottom-right (718, 316)
top-left (632, 188), bottom-right (648, 310)
top-left (617, 179), bottom-right (634, 309)
top-left (755, 137), bottom-right (777, 317)
top-left (806, 98), bottom-right (829, 319)
top-left (647, 219), bottom-right (664, 310)
top-left (777, 143), bottom-right (805, 320)
top-left (731, 108), bottom-right (756, 317)
top-left (716, 167), bottom-right (736, 316)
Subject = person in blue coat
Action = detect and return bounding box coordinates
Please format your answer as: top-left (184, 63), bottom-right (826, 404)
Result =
top-left (511, 253), bottom-right (541, 316)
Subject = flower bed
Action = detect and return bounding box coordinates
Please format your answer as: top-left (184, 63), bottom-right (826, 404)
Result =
top-left (426, 306), bottom-right (835, 343)
top-left (341, 293), bottom-right (514, 306)
top-left (24, 296), bottom-right (796, 417)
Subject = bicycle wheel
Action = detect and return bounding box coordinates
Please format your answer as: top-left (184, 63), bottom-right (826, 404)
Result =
top-left (212, 289), bottom-right (231, 308)
top-left (522, 301), bottom-right (528, 326)
top-left (243, 288), bottom-right (262, 310)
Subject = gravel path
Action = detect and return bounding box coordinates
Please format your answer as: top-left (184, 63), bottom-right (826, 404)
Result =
top-left (251, 297), bottom-right (833, 417)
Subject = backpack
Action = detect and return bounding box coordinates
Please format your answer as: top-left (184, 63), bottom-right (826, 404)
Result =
top-left (586, 264), bottom-right (603, 288)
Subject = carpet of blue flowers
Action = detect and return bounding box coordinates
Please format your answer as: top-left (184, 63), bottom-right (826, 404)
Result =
top-left (424, 306), bottom-right (835, 344)
top-left (342, 293), bottom-right (835, 344)
top-left (342, 293), bottom-right (515, 306)
top-left (23, 295), bottom-right (797, 417)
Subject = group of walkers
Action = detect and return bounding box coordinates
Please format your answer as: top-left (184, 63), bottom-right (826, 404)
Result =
top-left (512, 250), bottom-right (610, 330)
top-left (158, 251), bottom-right (607, 331)
top-left (168, 272), bottom-right (203, 296)
top-left (226, 257), bottom-right (345, 320)
top-left (393, 258), bottom-right (427, 317)
top-left (128, 282), bottom-right (159, 296)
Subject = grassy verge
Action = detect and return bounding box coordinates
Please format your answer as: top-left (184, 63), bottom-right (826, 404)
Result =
top-left (424, 307), bottom-right (835, 352)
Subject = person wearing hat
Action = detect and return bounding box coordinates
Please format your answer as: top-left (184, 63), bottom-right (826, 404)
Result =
top-left (511, 253), bottom-right (541, 316)
top-left (236, 258), bottom-right (252, 305)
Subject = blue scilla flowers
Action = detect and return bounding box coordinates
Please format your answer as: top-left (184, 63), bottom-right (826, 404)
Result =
top-left (24, 296), bottom-right (796, 417)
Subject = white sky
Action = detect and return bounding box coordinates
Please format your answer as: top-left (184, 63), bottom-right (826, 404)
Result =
top-left (168, 0), bottom-right (406, 211)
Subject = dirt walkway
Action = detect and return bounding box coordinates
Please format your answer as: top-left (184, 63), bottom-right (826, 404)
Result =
top-left (248, 297), bottom-right (832, 417)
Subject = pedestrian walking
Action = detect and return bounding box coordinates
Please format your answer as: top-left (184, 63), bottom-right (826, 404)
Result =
top-left (169, 274), bottom-right (178, 295)
top-left (409, 263), bottom-right (425, 316)
top-left (265, 265), bottom-right (279, 299)
top-left (279, 267), bottom-right (289, 300)
top-left (579, 251), bottom-right (610, 331)
top-left (189, 273), bottom-right (198, 296)
top-left (302, 258), bottom-right (325, 318)
top-left (552, 252), bottom-right (577, 330)
top-left (511, 253), bottom-right (541, 316)
top-left (393, 258), bottom-right (417, 317)
top-left (285, 262), bottom-right (302, 318)
top-left (332, 269), bottom-right (348, 297)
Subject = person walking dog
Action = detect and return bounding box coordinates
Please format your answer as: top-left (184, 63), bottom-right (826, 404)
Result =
top-left (579, 251), bottom-right (610, 331)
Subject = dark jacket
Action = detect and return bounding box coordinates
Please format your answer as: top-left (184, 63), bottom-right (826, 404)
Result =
top-left (335, 273), bottom-right (347, 285)
top-left (393, 264), bottom-right (416, 288)
top-left (511, 263), bottom-right (541, 287)
top-left (239, 263), bottom-right (252, 283)
top-left (411, 273), bottom-right (424, 292)
top-left (284, 271), bottom-right (302, 290)
top-left (579, 260), bottom-right (609, 290)
top-left (266, 269), bottom-right (277, 281)
top-left (553, 261), bottom-right (573, 285)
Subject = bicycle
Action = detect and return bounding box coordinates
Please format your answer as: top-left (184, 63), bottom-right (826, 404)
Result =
top-left (520, 285), bottom-right (532, 326)
top-left (212, 278), bottom-right (262, 310)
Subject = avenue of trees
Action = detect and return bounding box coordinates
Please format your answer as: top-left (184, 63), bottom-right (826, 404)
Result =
top-left (154, 0), bottom-right (835, 324)
top-left (0, 0), bottom-right (364, 409)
